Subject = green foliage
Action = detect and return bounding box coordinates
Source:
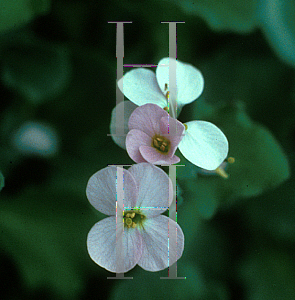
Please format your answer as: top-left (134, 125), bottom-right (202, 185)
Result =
top-left (259, 0), bottom-right (295, 67)
top-left (239, 244), bottom-right (295, 300)
top-left (0, 0), bottom-right (295, 298)
top-left (1, 37), bottom-right (71, 104)
top-left (0, 186), bottom-right (100, 298)
top-left (0, 171), bottom-right (4, 191)
top-left (0, 0), bottom-right (51, 33)
top-left (109, 263), bottom-right (229, 300)
top-left (241, 175), bottom-right (295, 244)
top-left (167, 0), bottom-right (258, 32)
top-left (178, 101), bottom-right (290, 218)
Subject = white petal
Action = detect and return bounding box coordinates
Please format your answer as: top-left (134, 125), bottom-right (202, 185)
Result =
top-left (109, 101), bottom-right (138, 149)
top-left (86, 166), bottom-right (138, 215)
top-left (87, 217), bottom-right (142, 273)
top-left (156, 57), bottom-right (204, 106)
top-left (178, 121), bottom-right (229, 170)
top-left (138, 215), bottom-right (184, 272)
top-left (118, 68), bottom-right (167, 107)
top-left (128, 163), bottom-right (173, 217)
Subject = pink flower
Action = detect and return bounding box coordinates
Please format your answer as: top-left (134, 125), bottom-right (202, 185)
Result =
top-left (126, 103), bottom-right (185, 165)
top-left (86, 163), bottom-right (184, 273)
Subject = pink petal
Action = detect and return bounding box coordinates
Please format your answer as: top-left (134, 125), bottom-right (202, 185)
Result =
top-left (128, 163), bottom-right (173, 217)
top-left (159, 115), bottom-right (185, 157)
top-left (139, 145), bottom-right (180, 165)
top-left (128, 103), bottom-right (168, 137)
top-left (110, 101), bottom-right (138, 149)
top-left (86, 166), bottom-right (139, 214)
top-left (137, 215), bottom-right (184, 272)
top-left (87, 216), bottom-right (143, 273)
top-left (126, 129), bottom-right (151, 163)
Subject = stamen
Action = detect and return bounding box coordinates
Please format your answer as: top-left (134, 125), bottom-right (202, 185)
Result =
top-left (165, 91), bottom-right (169, 99)
top-left (130, 212), bottom-right (135, 219)
top-left (153, 139), bottom-right (159, 147)
top-left (184, 123), bottom-right (188, 130)
top-left (125, 218), bottom-right (132, 226)
top-left (227, 157), bottom-right (235, 164)
top-left (164, 83), bottom-right (168, 91)
top-left (152, 135), bottom-right (170, 153)
top-left (132, 222), bottom-right (136, 228)
top-left (163, 106), bottom-right (169, 112)
top-left (215, 167), bottom-right (229, 179)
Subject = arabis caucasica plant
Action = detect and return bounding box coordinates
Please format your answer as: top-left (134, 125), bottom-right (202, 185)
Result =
top-left (86, 163), bottom-right (184, 273)
top-left (114, 57), bottom-right (229, 170)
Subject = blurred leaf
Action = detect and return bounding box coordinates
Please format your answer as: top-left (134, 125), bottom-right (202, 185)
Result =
top-left (109, 263), bottom-right (229, 300)
top-left (198, 42), bottom-right (295, 141)
top-left (166, 0), bottom-right (258, 33)
top-left (239, 247), bottom-right (295, 300)
top-left (0, 185), bottom-right (101, 298)
top-left (0, 171), bottom-right (4, 191)
top-left (241, 174), bottom-right (295, 244)
top-left (189, 219), bottom-right (231, 280)
top-left (178, 101), bottom-right (290, 218)
top-left (1, 40), bottom-right (71, 104)
top-left (0, 0), bottom-right (51, 33)
top-left (259, 0), bottom-right (295, 68)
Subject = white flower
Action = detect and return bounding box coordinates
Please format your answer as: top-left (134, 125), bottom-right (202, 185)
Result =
top-left (118, 57), bottom-right (204, 118)
top-left (86, 163), bottom-right (184, 273)
top-left (115, 57), bottom-right (228, 170)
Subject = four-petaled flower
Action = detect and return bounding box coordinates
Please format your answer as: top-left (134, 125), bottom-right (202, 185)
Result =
top-left (86, 163), bottom-right (184, 273)
top-left (126, 103), bottom-right (185, 165)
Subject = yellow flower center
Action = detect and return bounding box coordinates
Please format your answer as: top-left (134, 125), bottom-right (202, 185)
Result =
top-left (152, 134), bottom-right (170, 154)
top-left (123, 210), bottom-right (146, 229)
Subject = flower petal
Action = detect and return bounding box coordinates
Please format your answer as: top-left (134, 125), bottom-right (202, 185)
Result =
top-left (139, 145), bottom-right (180, 165)
top-left (110, 100), bottom-right (138, 149)
top-left (156, 57), bottom-right (204, 106)
top-left (178, 120), bottom-right (229, 170)
top-left (86, 166), bottom-right (138, 214)
top-left (128, 163), bottom-right (173, 217)
top-left (118, 68), bottom-right (167, 107)
top-left (159, 116), bottom-right (185, 154)
top-left (137, 215), bottom-right (184, 272)
top-left (87, 217), bottom-right (143, 273)
top-left (126, 129), bottom-right (151, 163)
top-left (128, 103), bottom-right (167, 137)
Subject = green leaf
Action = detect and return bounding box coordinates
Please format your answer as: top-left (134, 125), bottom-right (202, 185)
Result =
top-left (259, 0), bottom-right (295, 67)
top-left (0, 0), bottom-right (51, 33)
top-left (239, 247), bottom-right (295, 300)
top-left (198, 43), bottom-right (295, 140)
top-left (178, 101), bottom-right (290, 218)
top-left (0, 171), bottom-right (4, 191)
top-left (167, 0), bottom-right (258, 33)
top-left (1, 39), bottom-right (71, 104)
top-left (241, 175), bottom-right (295, 243)
top-left (0, 185), bottom-right (100, 298)
top-left (109, 263), bottom-right (229, 300)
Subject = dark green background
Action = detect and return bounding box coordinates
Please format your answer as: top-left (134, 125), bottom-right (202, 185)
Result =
top-left (1, 0), bottom-right (295, 299)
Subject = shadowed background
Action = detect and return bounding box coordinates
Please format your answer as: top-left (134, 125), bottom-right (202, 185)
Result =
top-left (1, 0), bottom-right (295, 299)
